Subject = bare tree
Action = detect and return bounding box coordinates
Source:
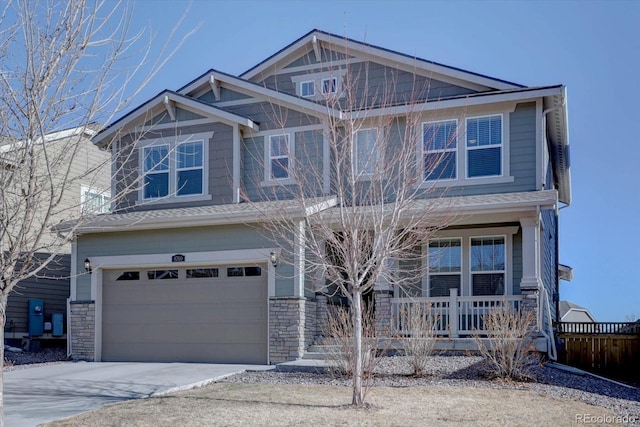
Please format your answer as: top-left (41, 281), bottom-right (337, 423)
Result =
top-left (0, 0), bottom-right (192, 423)
top-left (244, 50), bottom-right (459, 406)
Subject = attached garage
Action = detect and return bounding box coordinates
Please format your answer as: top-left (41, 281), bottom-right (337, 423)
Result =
top-left (101, 264), bottom-right (268, 364)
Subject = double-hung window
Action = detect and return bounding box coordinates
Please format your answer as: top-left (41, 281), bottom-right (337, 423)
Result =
top-left (80, 185), bottom-right (111, 214)
top-left (143, 145), bottom-right (170, 199)
top-left (300, 81), bottom-right (315, 97)
top-left (355, 128), bottom-right (378, 175)
top-left (466, 115), bottom-right (502, 178)
top-left (141, 135), bottom-right (208, 201)
top-left (269, 134), bottom-right (290, 180)
top-left (427, 239), bottom-right (462, 297)
top-left (423, 120), bottom-right (457, 181)
top-left (470, 236), bottom-right (505, 295)
top-left (176, 141), bottom-right (204, 196)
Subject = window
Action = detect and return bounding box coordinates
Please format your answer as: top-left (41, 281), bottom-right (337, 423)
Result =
top-left (116, 271), bottom-right (140, 281)
top-left (147, 270), bottom-right (179, 280)
top-left (143, 145), bottom-right (170, 199)
top-left (227, 266), bottom-right (262, 277)
top-left (423, 120), bottom-right (457, 181)
top-left (321, 77), bottom-right (337, 94)
top-left (176, 141), bottom-right (204, 196)
top-left (428, 239), bottom-right (461, 297)
top-left (140, 134), bottom-right (209, 201)
top-left (81, 185), bottom-right (111, 214)
top-left (187, 268), bottom-right (219, 278)
top-left (300, 81), bottom-right (315, 97)
top-left (466, 115), bottom-right (502, 178)
top-left (269, 134), bottom-right (290, 180)
top-left (355, 128), bottom-right (378, 175)
top-left (470, 236), bottom-right (505, 295)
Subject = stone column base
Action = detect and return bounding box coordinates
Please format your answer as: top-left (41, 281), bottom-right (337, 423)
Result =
top-left (69, 301), bottom-right (95, 361)
top-left (269, 297), bottom-right (316, 364)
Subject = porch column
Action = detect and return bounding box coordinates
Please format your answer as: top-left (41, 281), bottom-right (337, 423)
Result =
top-left (374, 257), bottom-right (395, 336)
top-left (293, 220), bottom-right (305, 297)
top-left (232, 124), bottom-right (241, 203)
top-left (520, 217), bottom-right (542, 320)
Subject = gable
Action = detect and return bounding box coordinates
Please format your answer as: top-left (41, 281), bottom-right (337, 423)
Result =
top-left (242, 30), bottom-right (522, 93)
top-left (145, 107), bottom-right (206, 126)
top-left (197, 87), bottom-right (252, 104)
top-left (283, 49), bottom-right (352, 69)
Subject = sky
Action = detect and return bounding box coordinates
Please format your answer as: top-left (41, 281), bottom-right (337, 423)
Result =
top-left (119, 0), bottom-right (639, 321)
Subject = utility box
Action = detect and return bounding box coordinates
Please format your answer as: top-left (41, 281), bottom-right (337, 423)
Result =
top-left (28, 299), bottom-right (44, 337)
top-left (52, 313), bottom-right (64, 337)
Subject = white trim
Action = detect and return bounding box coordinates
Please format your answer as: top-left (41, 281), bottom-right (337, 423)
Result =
top-left (322, 125), bottom-right (330, 194)
top-left (424, 237), bottom-right (462, 297)
top-left (88, 248), bottom-right (278, 362)
top-left (300, 80), bottom-right (315, 98)
top-left (241, 31), bottom-right (519, 91)
top-left (264, 132), bottom-right (294, 183)
top-left (137, 131), bottom-right (213, 204)
top-left (291, 69), bottom-right (347, 101)
top-left (428, 227), bottom-right (519, 297)
top-left (71, 241), bottom-right (78, 300)
top-left (421, 119), bottom-right (459, 182)
top-left (252, 124), bottom-right (323, 137)
top-left (465, 113), bottom-right (504, 180)
top-left (233, 124), bottom-right (241, 203)
top-left (469, 235), bottom-right (509, 297)
top-left (293, 221), bottom-right (305, 297)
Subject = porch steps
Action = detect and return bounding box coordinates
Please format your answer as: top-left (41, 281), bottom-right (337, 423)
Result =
top-left (302, 344), bottom-right (339, 360)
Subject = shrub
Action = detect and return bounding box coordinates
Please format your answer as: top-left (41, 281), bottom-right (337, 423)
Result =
top-left (402, 304), bottom-right (438, 376)
top-left (472, 304), bottom-right (539, 381)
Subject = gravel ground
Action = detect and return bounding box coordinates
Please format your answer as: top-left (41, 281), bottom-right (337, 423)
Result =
top-left (225, 355), bottom-right (640, 424)
top-left (3, 347), bottom-right (69, 371)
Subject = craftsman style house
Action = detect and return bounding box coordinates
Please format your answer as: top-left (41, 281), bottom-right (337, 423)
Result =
top-left (63, 30), bottom-right (571, 364)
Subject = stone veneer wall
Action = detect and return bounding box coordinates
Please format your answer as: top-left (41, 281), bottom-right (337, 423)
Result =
top-left (269, 297), bottom-right (316, 363)
top-left (374, 290), bottom-right (392, 336)
top-left (69, 301), bottom-right (95, 361)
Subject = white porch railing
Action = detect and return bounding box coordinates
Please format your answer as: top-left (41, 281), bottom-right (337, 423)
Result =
top-left (391, 289), bottom-right (523, 338)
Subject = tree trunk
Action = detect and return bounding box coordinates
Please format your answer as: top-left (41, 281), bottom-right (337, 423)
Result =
top-left (0, 294), bottom-right (8, 427)
top-left (351, 289), bottom-right (364, 406)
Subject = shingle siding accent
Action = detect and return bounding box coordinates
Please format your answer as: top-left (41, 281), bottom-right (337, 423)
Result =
top-left (69, 301), bottom-right (95, 361)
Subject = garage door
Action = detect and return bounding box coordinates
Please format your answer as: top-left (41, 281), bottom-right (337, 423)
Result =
top-left (101, 264), bottom-right (268, 364)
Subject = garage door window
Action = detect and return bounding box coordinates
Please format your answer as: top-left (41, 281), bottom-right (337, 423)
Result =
top-left (187, 268), bottom-right (219, 278)
top-left (147, 270), bottom-right (179, 280)
top-left (116, 271), bottom-right (140, 281)
top-left (227, 266), bottom-right (262, 277)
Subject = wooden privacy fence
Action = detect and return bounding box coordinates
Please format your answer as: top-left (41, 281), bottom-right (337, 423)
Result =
top-left (556, 322), bottom-right (640, 383)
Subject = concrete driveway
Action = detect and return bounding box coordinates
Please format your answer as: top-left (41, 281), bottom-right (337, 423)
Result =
top-left (5, 361), bottom-right (272, 427)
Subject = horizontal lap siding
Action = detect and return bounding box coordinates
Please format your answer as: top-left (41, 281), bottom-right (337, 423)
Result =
top-left (6, 255), bottom-right (70, 334)
top-left (76, 225), bottom-right (294, 299)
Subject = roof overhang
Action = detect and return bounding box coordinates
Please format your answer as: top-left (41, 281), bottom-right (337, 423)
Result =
top-left (54, 196), bottom-right (338, 236)
top-left (559, 264), bottom-right (574, 281)
top-left (544, 87), bottom-right (571, 205)
top-left (92, 90), bottom-right (260, 148)
top-left (241, 29), bottom-right (523, 92)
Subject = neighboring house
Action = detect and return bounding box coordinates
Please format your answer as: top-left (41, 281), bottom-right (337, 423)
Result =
top-left (1, 125), bottom-right (110, 341)
top-left (559, 301), bottom-right (597, 323)
top-left (62, 30), bottom-right (572, 364)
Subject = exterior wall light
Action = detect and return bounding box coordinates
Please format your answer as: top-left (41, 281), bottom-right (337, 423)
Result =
top-left (84, 258), bottom-right (92, 274)
top-left (269, 251), bottom-right (278, 268)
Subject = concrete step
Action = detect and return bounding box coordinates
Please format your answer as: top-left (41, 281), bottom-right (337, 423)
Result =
top-left (302, 351), bottom-right (332, 360)
top-left (307, 344), bottom-right (340, 353)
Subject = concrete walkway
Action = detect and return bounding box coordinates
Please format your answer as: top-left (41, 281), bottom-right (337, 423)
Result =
top-left (4, 361), bottom-right (273, 427)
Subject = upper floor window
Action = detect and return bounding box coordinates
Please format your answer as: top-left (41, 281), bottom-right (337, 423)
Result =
top-left (355, 128), bottom-right (378, 175)
top-left (470, 236), bottom-right (505, 295)
top-left (300, 81), bottom-right (315, 98)
top-left (466, 115), bottom-right (502, 178)
top-left (322, 77), bottom-right (337, 95)
top-left (423, 120), bottom-right (457, 181)
top-left (140, 134), bottom-right (210, 202)
top-left (269, 134), bottom-right (290, 180)
top-left (80, 185), bottom-right (111, 214)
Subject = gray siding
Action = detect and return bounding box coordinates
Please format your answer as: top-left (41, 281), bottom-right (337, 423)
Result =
top-left (284, 50), bottom-right (350, 69)
top-left (541, 208), bottom-right (558, 321)
top-left (6, 254), bottom-right (70, 335)
top-left (261, 58), bottom-right (475, 103)
top-left (76, 225), bottom-right (294, 299)
top-left (198, 88), bottom-right (251, 104)
top-left (145, 108), bottom-right (205, 126)
top-left (115, 122), bottom-right (233, 211)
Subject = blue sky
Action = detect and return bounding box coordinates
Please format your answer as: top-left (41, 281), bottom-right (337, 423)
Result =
top-left (124, 0), bottom-right (639, 321)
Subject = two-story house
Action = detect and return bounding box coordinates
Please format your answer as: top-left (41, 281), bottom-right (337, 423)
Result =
top-left (62, 30), bottom-right (571, 364)
top-left (1, 125), bottom-right (110, 342)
